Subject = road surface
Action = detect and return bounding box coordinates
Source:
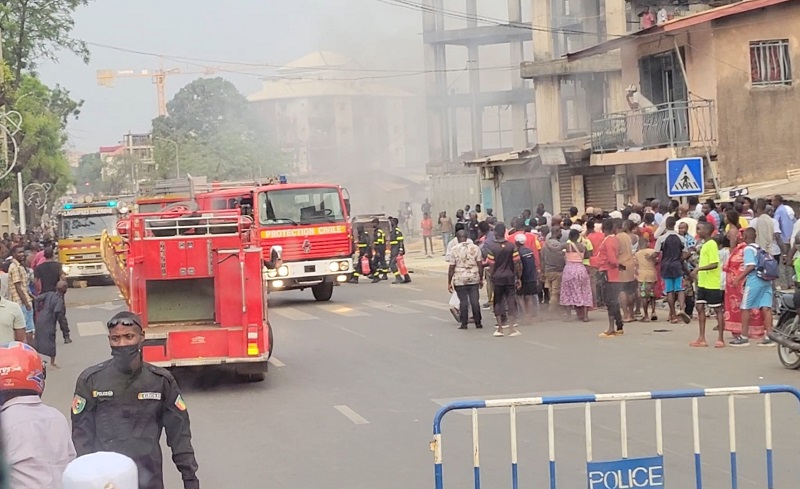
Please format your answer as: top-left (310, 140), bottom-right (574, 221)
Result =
top-left (43, 274), bottom-right (800, 488)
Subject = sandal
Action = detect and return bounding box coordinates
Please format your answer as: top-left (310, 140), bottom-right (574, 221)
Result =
top-left (715, 340), bottom-right (725, 349)
top-left (598, 331), bottom-right (616, 338)
top-left (651, 315), bottom-right (658, 321)
top-left (689, 340), bottom-right (708, 348)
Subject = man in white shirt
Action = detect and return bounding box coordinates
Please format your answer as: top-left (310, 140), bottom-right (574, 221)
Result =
top-left (675, 204), bottom-right (698, 238)
top-left (0, 294), bottom-right (25, 344)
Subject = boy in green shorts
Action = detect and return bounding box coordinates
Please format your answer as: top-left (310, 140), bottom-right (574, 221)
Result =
top-left (690, 221), bottom-right (725, 348)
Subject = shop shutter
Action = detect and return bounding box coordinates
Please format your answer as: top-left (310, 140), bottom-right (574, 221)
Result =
top-left (557, 167), bottom-right (572, 215)
top-left (584, 172), bottom-right (616, 212)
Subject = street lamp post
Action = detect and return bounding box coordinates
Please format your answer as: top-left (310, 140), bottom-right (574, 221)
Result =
top-left (155, 136), bottom-right (180, 178)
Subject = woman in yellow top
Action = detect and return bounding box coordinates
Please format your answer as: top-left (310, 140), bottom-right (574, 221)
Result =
top-left (724, 209), bottom-right (744, 248)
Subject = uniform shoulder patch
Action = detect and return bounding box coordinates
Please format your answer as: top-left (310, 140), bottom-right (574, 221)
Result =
top-left (72, 395), bottom-right (86, 415)
top-left (174, 394), bottom-right (187, 411)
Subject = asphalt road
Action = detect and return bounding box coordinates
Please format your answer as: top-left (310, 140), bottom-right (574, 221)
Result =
top-left (43, 276), bottom-right (800, 489)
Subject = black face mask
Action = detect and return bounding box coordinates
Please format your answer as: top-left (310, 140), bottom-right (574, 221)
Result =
top-left (111, 344), bottom-right (142, 373)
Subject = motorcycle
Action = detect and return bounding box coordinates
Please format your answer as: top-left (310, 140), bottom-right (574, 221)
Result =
top-left (767, 290), bottom-right (800, 369)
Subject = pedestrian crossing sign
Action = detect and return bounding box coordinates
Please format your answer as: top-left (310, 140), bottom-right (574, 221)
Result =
top-left (666, 157), bottom-right (704, 197)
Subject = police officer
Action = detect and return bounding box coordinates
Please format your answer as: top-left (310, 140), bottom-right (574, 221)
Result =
top-left (389, 217), bottom-right (411, 284)
top-left (71, 311), bottom-right (200, 489)
top-left (350, 225), bottom-right (377, 284)
top-left (371, 218), bottom-right (389, 281)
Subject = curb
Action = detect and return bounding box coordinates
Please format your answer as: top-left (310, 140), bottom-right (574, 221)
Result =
top-left (409, 267), bottom-right (448, 278)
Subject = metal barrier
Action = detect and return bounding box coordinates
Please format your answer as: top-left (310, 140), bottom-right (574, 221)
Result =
top-left (431, 385), bottom-right (800, 489)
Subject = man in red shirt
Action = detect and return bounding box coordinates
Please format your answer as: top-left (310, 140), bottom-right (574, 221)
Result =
top-left (590, 219), bottom-right (623, 337)
top-left (420, 212), bottom-right (434, 257)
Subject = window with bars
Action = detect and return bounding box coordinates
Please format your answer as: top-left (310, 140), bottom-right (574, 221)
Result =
top-left (749, 40), bottom-right (792, 86)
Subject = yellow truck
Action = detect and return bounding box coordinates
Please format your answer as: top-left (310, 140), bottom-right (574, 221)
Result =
top-left (55, 199), bottom-right (125, 284)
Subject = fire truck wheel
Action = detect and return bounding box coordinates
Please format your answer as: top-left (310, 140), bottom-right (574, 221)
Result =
top-left (312, 282), bottom-right (334, 302)
top-left (235, 364), bottom-right (267, 383)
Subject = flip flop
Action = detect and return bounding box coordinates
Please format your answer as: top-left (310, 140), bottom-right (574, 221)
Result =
top-left (689, 340), bottom-right (708, 348)
top-left (680, 312), bottom-right (692, 324)
top-left (715, 340), bottom-right (725, 349)
top-left (598, 332), bottom-right (616, 338)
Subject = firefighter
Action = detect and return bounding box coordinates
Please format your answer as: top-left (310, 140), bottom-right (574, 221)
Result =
top-left (71, 311), bottom-right (200, 489)
top-left (371, 218), bottom-right (389, 281)
top-left (389, 217), bottom-right (411, 284)
top-left (350, 225), bottom-right (377, 284)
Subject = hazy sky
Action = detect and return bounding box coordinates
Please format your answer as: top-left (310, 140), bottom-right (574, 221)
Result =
top-left (37, 0), bottom-right (431, 153)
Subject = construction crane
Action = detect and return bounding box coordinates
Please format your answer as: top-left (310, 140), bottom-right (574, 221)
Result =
top-left (96, 58), bottom-right (263, 117)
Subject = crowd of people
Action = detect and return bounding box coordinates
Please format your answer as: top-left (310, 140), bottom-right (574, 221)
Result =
top-left (442, 195), bottom-right (800, 347)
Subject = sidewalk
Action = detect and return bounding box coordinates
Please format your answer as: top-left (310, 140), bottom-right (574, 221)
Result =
top-left (403, 237), bottom-right (449, 277)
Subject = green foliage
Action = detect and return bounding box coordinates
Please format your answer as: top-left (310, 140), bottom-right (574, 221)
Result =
top-left (75, 151), bottom-right (141, 196)
top-left (152, 77), bottom-right (288, 181)
top-left (1, 75), bottom-right (77, 206)
top-left (0, 0), bottom-right (91, 86)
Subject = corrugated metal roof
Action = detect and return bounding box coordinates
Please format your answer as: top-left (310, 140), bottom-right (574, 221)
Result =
top-left (567, 0), bottom-right (794, 61)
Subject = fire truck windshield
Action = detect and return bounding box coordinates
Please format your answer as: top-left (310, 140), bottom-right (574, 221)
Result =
top-left (258, 188), bottom-right (344, 226)
top-left (60, 215), bottom-right (117, 238)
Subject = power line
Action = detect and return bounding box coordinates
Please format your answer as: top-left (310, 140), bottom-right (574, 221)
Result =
top-left (85, 40), bottom-right (519, 80)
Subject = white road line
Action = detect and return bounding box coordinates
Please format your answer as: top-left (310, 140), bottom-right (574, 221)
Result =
top-left (270, 307), bottom-right (317, 321)
top-left (429, 316), bottom-right (450, 323)
top-left (338, 327), bottom-right (366, 338)
top-left (410, 300), bottom-right (450, 310)
top-left (523, 340), bottom-right (558, 350)
top-left (77, 321), bottom-right (108, 337)
top-left (363, 300), bottom-right (421, 315)
top-left (404, 286), bottom-right (424, 292)
top-left (73, 302), bottom-right (122, 311)
top-left (316, 304), bottom-right (368, 317)
top-left (334, 405), bottom-right (370, 425)
top-left (268, 357), bottom-right (286, 367)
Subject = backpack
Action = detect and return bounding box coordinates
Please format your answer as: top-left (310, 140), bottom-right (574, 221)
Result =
top-left (747, 244), bottom-right (779, 281)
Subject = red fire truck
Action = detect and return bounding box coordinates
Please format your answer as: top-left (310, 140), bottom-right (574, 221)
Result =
top-left (101, 207), bottom-right (272, 381)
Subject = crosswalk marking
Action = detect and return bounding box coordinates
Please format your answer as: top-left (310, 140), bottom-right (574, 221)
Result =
top-left (270, 307), bottom-right (317, 321)
top-left (316, 304), bottom-right (368, 317)
top-left (77, 321), bottom-right (108, 337)
top-left (409, 299), bottom-right (450, 310)
top-left (363, 300), bottom-right (421, 315)
top-left (74, 301), bottom-right (123, 311)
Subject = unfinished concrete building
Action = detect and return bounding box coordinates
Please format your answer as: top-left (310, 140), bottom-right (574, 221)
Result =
top-left (422, 0), bottom-right (534, 216)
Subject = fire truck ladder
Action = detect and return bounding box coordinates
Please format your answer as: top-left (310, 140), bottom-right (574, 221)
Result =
top-left (101, 230), bottom-right (130, 305)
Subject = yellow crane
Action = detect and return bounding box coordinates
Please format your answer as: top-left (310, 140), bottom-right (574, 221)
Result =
top-left (96, 58), bottom-right (258, 117)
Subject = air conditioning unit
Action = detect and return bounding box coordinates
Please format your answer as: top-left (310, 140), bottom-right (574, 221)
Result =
top-left (481, 166), bottom-right (495, 180)
top-left (612, 174), bottom-right (629, 193)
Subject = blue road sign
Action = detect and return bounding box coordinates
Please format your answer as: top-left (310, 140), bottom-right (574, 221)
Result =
top-left (667, 157), bottom-right (704, 197)
top-left (587, 456), bottom-right (665, 489)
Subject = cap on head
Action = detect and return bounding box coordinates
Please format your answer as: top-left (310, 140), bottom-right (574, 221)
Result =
top-left (515, 234), bottom-right (527, 245)
top-left (107, 311), bottom-right (143, 330)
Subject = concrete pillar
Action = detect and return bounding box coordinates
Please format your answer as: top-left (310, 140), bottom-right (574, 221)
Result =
top-left (604, 0), bottom-right (627, 40)
top-left (534, 77), bottom-right (562, 144)
top-left (614, 164), bottom-right (627, 209)
top-left (466, 0), bottom-right (483, 157)
top-left (509, 0), bottom-right (527, 150)
top-left (532, 0), bottom-right (554, 61)
top-left (423, 0), bottom-right (450, 166)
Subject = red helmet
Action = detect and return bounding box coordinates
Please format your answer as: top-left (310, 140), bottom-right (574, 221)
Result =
top-left (0, 342), bottom-right (45, 395)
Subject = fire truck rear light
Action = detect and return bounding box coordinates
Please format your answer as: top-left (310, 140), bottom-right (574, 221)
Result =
top-left (247, 331), bottom-right (258, 340)
top-left (247, 343), bottom-right (259, 356)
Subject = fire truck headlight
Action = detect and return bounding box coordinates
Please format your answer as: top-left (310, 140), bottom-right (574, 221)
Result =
top-left (277, 265), bottom-right (289, 277)
top-left (338, 261), bottom-right (349, 271)
top-left (328, 262), bottom-right (339, 272)
top-left (266, 268), bottom-right (277, 278)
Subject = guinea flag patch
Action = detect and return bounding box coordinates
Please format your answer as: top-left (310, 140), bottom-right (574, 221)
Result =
top-left (72, 395), bottom-right (86, 415)
top-left (174, 394), bottom-right (187, 411)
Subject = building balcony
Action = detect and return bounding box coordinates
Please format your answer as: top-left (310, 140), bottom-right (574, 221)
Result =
top-left (521, 51), bottom-right (621, 79)
top-left (589, 100), bottom-right (717, 166)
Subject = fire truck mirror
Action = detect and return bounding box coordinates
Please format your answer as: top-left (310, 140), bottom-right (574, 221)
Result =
top-left (344, 198), bottom-right (351, 216)
top-left (270, 245), bottom-right (283, 263)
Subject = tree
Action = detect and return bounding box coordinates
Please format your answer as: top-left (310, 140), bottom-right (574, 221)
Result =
top-left (152, 77), bottom-right (287, 181)
top-left (0, 0), bottom-right (90, 88)
top-left (0, 74), bottom-right (77, 205)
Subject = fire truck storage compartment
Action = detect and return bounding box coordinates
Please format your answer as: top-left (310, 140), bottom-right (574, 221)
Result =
top-left (145, 278), bottom-right (216, 324)
top-left (213, 247), bottom-right (264, 329)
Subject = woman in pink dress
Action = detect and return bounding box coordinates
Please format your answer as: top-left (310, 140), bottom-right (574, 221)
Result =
top-left (560, 229), bottom-right (594, 321)
top-left (724, 241), bottom-right (766, 338)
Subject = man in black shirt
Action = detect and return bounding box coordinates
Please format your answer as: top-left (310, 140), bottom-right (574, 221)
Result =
top-left (34, 246), bottom-right (70, 343)
top-left (486, 223), bottom-right (522, 337)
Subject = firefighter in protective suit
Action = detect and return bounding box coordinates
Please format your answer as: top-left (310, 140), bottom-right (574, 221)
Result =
top-left (350, 225), bottom-right (377, 283)
top-left (71, 311), bottom-right (200, 489)
top-left (371, 218), bottom-right (389, 281)
top-left (389, 217), bottom-right (411, 284)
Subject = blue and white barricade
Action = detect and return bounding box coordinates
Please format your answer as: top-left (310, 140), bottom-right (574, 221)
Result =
top-left (431, 385), bottom-right (800, 489)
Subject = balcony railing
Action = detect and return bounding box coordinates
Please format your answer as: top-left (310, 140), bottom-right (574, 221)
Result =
top-left (591, 100), bottom-right (715, 153)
